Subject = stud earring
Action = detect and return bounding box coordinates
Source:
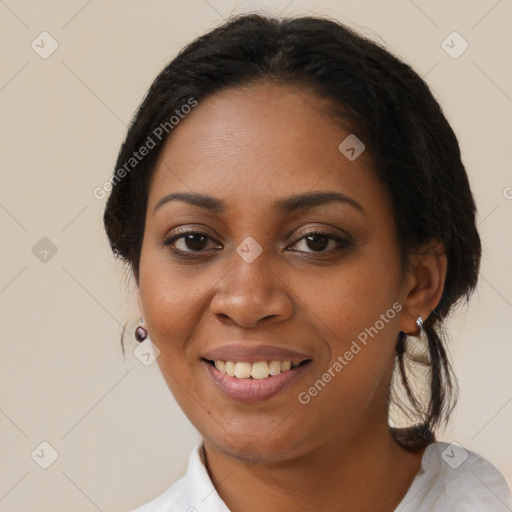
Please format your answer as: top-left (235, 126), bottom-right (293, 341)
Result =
top-left (135, 317), bottom-right (148, 343)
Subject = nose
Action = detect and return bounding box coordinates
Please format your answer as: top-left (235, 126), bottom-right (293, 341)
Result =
top-left (210, 246), bottom-right (294, 329)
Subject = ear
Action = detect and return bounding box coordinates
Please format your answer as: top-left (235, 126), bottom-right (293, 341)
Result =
top-left (399, 241), bottom-right (447, 336)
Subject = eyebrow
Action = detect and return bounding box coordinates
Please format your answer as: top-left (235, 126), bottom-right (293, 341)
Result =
top-left (153, 191), bottom-right (366, 216)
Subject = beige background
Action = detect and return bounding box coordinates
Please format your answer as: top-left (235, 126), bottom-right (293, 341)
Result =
top-left (0, 0), bottom-right (511, 510)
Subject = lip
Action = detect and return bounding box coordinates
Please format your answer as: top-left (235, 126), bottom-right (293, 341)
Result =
top-left (201, 343), bottom-right (312, 364)
top-left (204, 359), bottom-right (312, 403)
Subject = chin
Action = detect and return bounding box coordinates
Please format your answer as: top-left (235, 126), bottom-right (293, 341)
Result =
top-left (201, 422), bottom-right (309, 465)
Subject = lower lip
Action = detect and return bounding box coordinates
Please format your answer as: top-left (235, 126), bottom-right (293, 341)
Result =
top-left (203, 360), bottom-right (311, 404)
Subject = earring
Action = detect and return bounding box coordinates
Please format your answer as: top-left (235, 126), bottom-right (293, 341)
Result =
top-left (405, 315), bottom-right (429, 365)
top-left (135, 317), bottom-right (148, 343)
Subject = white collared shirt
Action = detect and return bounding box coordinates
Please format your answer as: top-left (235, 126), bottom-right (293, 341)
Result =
top-left (131, 441), bottom-right (512, 511)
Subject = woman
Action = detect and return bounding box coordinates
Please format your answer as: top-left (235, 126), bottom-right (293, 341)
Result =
top-left (103, 13), bottom-right (512, 512)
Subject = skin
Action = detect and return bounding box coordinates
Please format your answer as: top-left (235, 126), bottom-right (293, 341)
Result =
top-left (136, 82), bottom-right (447, 511)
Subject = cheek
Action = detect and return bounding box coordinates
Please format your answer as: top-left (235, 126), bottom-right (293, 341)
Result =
top-left (294, 246), bottom-right (402, 404)
top-left (137, 245), bottom-right (207, 355)
top-left (139, 266), bottom-right (211, 415)
top-left (295, 284), bottom-right (401, 439)
top-left (140, 270), bottom-right (209, 348)
top-left (298, 247), bottom-right (402, 350)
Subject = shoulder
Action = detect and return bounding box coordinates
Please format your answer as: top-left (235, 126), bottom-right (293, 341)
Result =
top-left (397, 441), bottom-right (512, 511)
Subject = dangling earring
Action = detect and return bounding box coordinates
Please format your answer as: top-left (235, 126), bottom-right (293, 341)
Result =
top-left (406, 314), bottom-right (429, 365)
top-left (134, 317), bottom-right (148, 343)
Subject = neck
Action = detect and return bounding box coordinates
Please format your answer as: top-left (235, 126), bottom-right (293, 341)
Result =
top-left (202, 424), bottom-right (426, 512)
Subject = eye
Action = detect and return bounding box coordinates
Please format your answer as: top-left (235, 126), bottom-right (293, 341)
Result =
top-left (162, 228), bottom-right (352, 257)
top-left (163, 230), bottom-right (220, 254)
top-left (289, 231), bottom-right (352, 253)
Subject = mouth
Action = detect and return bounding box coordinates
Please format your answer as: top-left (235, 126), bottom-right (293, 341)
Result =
top-left (201, 357), bottom-right (313, 403)
top-left (201, 357), bottom-right (312, 379)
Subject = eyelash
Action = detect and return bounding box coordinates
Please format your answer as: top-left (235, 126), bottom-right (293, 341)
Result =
top-left (162, 229), bottom-right (352, 257)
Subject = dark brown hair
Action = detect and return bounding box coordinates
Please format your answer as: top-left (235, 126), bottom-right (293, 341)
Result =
top-left (103, 13), bottom-right (481, 450)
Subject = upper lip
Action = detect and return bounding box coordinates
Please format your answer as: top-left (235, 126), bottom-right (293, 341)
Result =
top-left (201, 344), bottom-right (312, 363)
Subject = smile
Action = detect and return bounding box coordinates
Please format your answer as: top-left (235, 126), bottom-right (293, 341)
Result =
top-left (205, 359), bottom-right (309, 379)
top-left (203, 358), bottom-right (312, 403)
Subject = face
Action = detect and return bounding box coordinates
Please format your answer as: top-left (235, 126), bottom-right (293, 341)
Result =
top-left (137, 83), bottom-right (414, 462)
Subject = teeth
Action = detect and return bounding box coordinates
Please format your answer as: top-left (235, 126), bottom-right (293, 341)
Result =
top-left (234, 362), bottom-right (252, 379)
top-left (225, 361), bottom-right (236, 377)
top-left (214, 360), bottom-right (226, 373)
top-left (251, 361), bottom-right (269, 379)
top-left (213, 359), bottom-right (301, 379)
top-left (268, 360), bottom-right (281, 375)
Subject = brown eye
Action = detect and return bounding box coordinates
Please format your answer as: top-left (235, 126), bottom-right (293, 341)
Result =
top-left (163, 231), bottom-right (216, 253)
top-left (290, 231), bottom-right (351, 253)
top-left (304, 234), bottom-right (329, 251)
top-left (181, 233), bottom-right (208, 251)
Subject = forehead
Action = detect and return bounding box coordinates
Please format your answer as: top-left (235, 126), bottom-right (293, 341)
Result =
top-left (148, 83), bottom-right (384, 214)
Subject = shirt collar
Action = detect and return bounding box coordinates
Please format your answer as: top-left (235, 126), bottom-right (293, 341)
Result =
top-left (185, 442), bottom-right (231, 511)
